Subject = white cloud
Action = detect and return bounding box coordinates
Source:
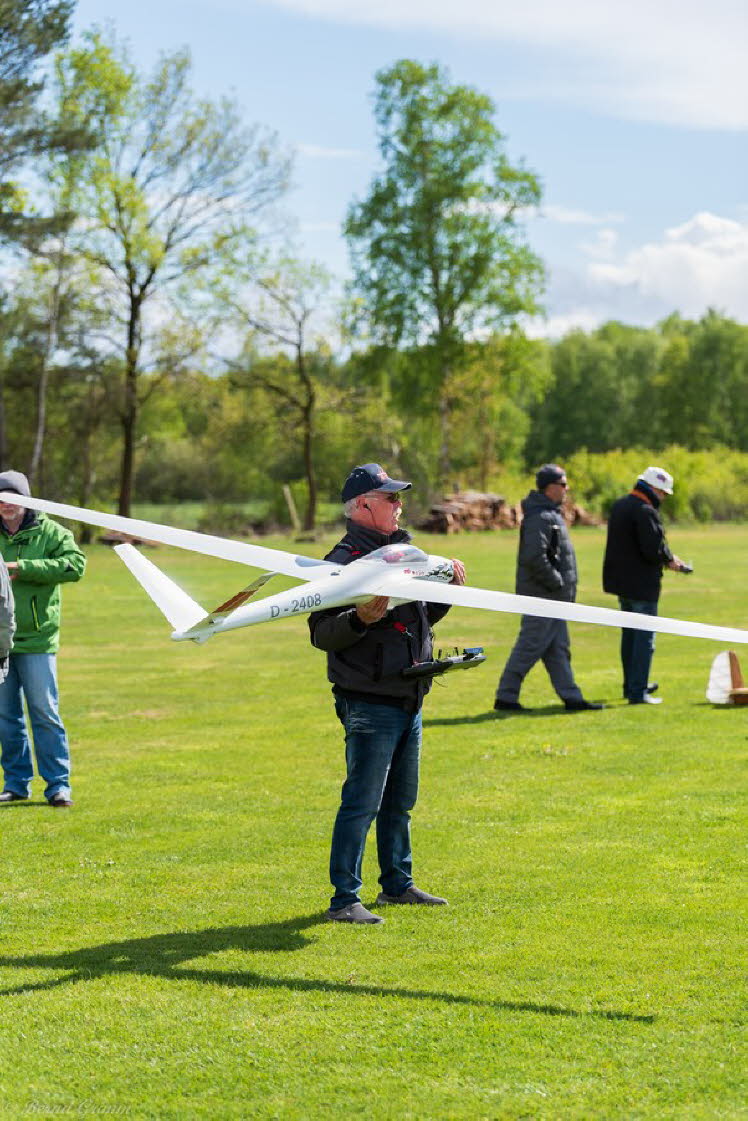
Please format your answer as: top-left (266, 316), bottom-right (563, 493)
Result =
top-left (263, 0), bottom-right (748, 129)
top-left (589, 211), bottom-right (748, 320)
top-left (300, 220), bottom-right (340, 232)
top-left (580, 228), bottom-right (620, 260)
top-left (524, 309), bottom-right (603, 339)
top-left (543, 205), bottom-right (625, 227)
top-left (296, 143), bottom-right (364, 159)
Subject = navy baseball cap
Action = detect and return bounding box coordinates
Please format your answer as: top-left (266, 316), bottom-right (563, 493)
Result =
top-left (341, 463), bottom-right (412, 502)
top-left (535, 463), bottom-right (566, 490)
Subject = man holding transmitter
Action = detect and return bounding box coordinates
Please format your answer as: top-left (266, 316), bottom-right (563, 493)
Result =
top-left (309, 463), bottom-right (465, 925)
top-left (603, 465), bottom-right (688, 705)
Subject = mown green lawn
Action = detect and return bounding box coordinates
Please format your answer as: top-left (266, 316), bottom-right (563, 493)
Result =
top-left (0, 522), bottom-right (745, 1119)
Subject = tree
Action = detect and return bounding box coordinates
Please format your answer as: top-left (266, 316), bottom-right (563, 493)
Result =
top-left (221, 256), bottom-right (335, 530)
top-left (345, 59), bottom-right (543, 484)
top-left (654, 311), bottom-right (748, 451)
top-left (526, 323), bottom-right (664, 463)
top-left (0, 0), bottom-right (91, 243)
top-left (58, 33), bottom-right (291, 515)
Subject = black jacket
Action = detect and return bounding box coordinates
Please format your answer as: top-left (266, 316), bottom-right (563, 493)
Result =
top-left (603, 483), bottom-right (673, 601)
top-left (308, 520), bottom-right (450, 711)
top-left (515, 490), bottom-right (577, 602)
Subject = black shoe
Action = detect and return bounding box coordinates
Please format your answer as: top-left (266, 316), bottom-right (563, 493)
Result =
top-left (494, 700), bottom-right (525, 712)
top-left (0, 790), bottom-right (28, 803)
top-left (327, 903), bottom-right (383, 924)
top-left (622, 682), bottom-right (659, 699)
top-left (376, 886), bottom-right (447, 905)
top-left (564, 699), bottom-right (604, 711)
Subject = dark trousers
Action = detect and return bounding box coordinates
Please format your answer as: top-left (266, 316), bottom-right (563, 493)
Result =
top-left (496, 615), bottom-right (584, 704)
top-left (618, 598), bottom-right (658, 702)
top-left (329, 696), bottom-right (421, 910)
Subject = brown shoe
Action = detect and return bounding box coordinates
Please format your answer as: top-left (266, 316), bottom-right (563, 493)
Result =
top-left (49, 794), bottom-right (73, 808)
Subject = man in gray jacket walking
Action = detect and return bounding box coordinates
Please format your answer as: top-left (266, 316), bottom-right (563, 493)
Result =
top-left (494, 464), bottom-right (601, 713)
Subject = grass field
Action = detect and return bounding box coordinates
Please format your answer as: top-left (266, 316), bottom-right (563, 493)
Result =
top-left (0, 523), bottom-right (745, 1119)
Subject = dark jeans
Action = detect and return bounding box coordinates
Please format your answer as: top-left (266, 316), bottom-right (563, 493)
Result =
top-left (329, 696), bottom-right (421, 910)
top-left (619, 598), bottom-right (658, 702)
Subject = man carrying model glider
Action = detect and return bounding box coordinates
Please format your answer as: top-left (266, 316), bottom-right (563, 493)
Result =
top-left (309, 464), bottom-right (466, 925)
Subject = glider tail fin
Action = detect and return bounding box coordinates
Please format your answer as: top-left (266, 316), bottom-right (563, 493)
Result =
top-left (706, 649), bottom-right (748, 704)
top-left (113, 543), bottom-right (277, 643)
top-left (114, 544), bottom-right (207, 634)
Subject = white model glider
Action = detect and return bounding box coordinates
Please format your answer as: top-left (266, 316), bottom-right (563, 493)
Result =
top-left (2, 490), bottom-right (748, 648)
top-left (706, 651), bottom-right (748, 704)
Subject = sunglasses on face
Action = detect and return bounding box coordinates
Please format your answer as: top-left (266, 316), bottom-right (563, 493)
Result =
top-left (370, 491), bottom-right (402, 504)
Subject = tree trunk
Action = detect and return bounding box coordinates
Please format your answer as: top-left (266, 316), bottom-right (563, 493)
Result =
top-left (298, 349), bottom-right (317, 531)
top-left (77, 419), bottom-right (94, 545)
top-left (29, 248), bottom-right (65, 488)
top-left (118, 300), bottom-right (141, 518)
top-left (118, 402), bottom-right (136, 518)
top-left (0, 365), bottom-right (6, 469)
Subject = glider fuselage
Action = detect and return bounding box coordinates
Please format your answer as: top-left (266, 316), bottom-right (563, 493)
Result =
top-left (174, 544), bottom-right (455, 642)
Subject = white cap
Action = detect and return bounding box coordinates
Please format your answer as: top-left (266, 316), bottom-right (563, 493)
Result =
top-left (640, 466), bottom-right (673, 495)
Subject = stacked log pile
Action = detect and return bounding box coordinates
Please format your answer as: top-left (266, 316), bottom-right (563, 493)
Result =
top-left (417, 490), bottom-right (600, 533)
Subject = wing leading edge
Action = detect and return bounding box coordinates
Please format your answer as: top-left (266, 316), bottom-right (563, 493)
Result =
top-left (362, 574), bottom-right (748, 646)
top-left (0, 492), bottom-right (335, 580)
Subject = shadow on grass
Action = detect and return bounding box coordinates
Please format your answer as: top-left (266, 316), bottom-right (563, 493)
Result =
top-left (0, 914), bottom-right (654, 1024)
top-left (0, 801), bottom-right (51, 809)
top-left (425, 705), bottom-right (597, 726)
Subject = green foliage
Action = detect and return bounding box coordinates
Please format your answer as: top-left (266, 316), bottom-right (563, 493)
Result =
top-left (345, 59), bottom-right (544, 483)
top-left (0, 0), bottom-right (89, 243)
top-left (563, 445), bottom-right (748, 522)
top-left (0, 531), bottom-right (744, 1117)
top-left (528, 312), bottom-right (748, 463)
top-left (51, 31), bottom-right (291, 513)
top-left (346, 59), bottom-right (543, 348)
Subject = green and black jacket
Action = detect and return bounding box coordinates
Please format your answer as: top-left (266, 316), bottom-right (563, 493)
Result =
top-left (0, 511), bottom-right (86, 654)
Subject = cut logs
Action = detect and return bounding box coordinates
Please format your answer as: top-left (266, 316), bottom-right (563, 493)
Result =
top-left (417, 490), bottom-right (600, 533)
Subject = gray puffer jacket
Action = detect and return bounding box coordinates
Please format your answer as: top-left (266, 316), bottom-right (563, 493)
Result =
top-left (515, 490), bottom-right (577, 602)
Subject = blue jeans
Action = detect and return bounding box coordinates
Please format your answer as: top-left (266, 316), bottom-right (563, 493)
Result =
top-left (329, 697), bottom-right (421, 910)
top-left (0, 654), bottom-right (72, 801)
top-left (619, 598), bottom-right (658, 703)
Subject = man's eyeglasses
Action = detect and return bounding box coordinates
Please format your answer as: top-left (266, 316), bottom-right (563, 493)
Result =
top-left (370, 491), bottom-right (402, 504)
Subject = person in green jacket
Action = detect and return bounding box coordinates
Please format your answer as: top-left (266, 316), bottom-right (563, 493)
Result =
top-left (0, 470), bottom-right (85, 807)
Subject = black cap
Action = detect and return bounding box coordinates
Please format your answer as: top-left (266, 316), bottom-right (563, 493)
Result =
top-left (535, 463), bottom-right (566, 491)
top-left (341, 463), bottom-right (412, 503)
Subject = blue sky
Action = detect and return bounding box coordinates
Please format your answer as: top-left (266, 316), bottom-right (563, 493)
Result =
top-left (72, 0), bottom-right (748, 335)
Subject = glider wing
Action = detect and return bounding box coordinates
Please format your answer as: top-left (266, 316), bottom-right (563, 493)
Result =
top-left (361, 575), bottom-right (748, 646)
top-left (0, 492), bottom-right (334, 581)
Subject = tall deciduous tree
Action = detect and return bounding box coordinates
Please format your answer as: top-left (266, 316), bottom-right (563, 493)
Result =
top-left (345, 59), bottom-right (543, 485)
top-left (0, 0), bottom-right (93, 242)
top-left (59, 33), bottom-right (290, 515)
top-left (221, 256), bottom-right (334, 530)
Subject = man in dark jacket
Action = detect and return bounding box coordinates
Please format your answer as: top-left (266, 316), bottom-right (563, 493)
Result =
top-left (309, 463), bottom-right (465, 924)
top-left (603, 466), bottom-right (686, 705)
top-left (0, 470), bottom-right (85, 806)
top-left (494, 464), bottom-right (601, 713)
